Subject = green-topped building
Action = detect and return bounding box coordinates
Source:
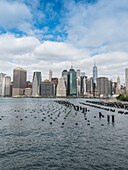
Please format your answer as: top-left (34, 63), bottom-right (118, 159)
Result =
top-left (67, 66), bottom-right (77, 96)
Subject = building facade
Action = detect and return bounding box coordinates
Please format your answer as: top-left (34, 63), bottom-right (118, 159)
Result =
top-left (0, 73), bottom-right (6, 96)
top-left (97, 77), bottom-right (109, 97)
top-left (56, 77), bottom-right (66, 97)
top-left (13, 68), bottom-right (27, 97)
top-left (125, 68), bottom-right (128, 92)
top-left (5, 76), bottom-right (11, 96)
top-left (86, 77), bottom-right (93, 96)
top-left (41, 82), bottom-right (55, 97)
top-left (77, 69), bottom-right (81, 97)
top-left (62, 70), bottom-right (68, 95)
top-left (67, 66), bottom-right (77, 96)
top-left (80, 72), bottom-right (87, 96)
top-left (25, 88), bottom-right (32, 96)
top-left (117, 76), bottom-right (121, 90)
top-left (49, 70), bottom-right (52, 81)
top-left (51, 78), bottom-right (58, 96)
top-left (32, 72), bottom-right (42, 96)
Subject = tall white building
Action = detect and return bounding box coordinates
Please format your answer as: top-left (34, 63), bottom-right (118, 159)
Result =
top-left (49, 70), bottom-right (52, 81)
top-left (5, 76), bottom-right (11, 96)
top-left (56, 77), bottom-right (66, 97)
top-left (0, 73), bottom-right (6, 96)
top-left (32, 72), bottom-right (42, 96)
top-left (125, 68), bottom-right (128, 92)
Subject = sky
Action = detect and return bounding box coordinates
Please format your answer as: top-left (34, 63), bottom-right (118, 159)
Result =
top-left (0, 0), bottom-right (128, 84)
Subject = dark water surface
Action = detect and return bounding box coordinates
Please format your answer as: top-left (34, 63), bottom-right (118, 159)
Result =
top-left (0, 98), bottom-right (128, 170)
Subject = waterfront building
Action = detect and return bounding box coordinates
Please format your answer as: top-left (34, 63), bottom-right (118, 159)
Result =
top-left (51, 78), bottom-right (58, 96)
top-left (97, 77), bottom-right (109, 97)
top-left (93, 63), bottom-right (98, 96)
top-left (5, 76), bottom-right (11, 96)
top-left (41, 82), bottom-right (55, 97)
top-left (86, 77), bottom-right (93, 96)
top-left (49, 70), bottom-right (52, 81)
top-left (0, 73), bottom-right (6, 96)
top-left (10, 83), bottom-right (12, 96)
top-left (13, 68), bottom-right (27, 97)
top-left (108, 79), bottom-right (112, 96)
top-left (62, 70), bottom-right (68, 95)
top-left (80, 72), bottom-right (87, 96)
top-left (32, 72), bottom-right (42, 96)
top-left (56, 77), bottom-right (66, 97)
top-left (83, 76), bottom-right (87, 96)
top-left (62, 70), bottom-right (68, 86)
top-left (117, 76), bottom-right (121, 90)
top-left (25, 88), bottom-right (32, 96)
top-left (77, 69), bottom-right (81, 97)
top-left (67, 66), bottom-right (77, 96)
top-left (125, 68), bottom-right (128, 92)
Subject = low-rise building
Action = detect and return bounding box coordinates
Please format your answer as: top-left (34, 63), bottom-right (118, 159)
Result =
top-left (41, 82), bottom-right (55, 97)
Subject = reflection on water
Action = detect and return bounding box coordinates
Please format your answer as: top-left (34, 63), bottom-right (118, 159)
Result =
top-left (0, 98), bottom-right (128, 170)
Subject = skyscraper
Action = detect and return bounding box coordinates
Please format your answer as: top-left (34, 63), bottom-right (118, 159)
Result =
top-left (80, 72), bottom-right (87, 95)
top-left (32, 72), bottom-right (42, 96)
top-left (51, 78), bottom-right (58, 96)
top-left (93, 62), bottom-right (98, 83)
top-left (13, 68), bottom-right (27, 97)
top-left (5, 76), bottom-right (11, 96)
top-left (62, 70), bottom-right (68, 95)
top-left (77, 69), bottom-right (81, 96)
top-left (56, 77), bottom-right (66, 97)
top-left (0, 73), bottom-right (6, 96)
top-left (49, 70), bottom-right (52, 81)
top-left (86, 77), bottom-right (93, 96)
top-left (117, 76), bottom-right (121, 90)
top-left (67, 66), bottom-right (77, 96)
top-left (97, 77), bottom-right (109, 97)
top-left (125, 68), bottom-right (128, 92)
top-left (62, 70), bottom-right (68, 87)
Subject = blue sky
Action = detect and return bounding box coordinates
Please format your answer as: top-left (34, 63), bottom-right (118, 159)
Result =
top-left (0, 0), bottom-right (128, 83)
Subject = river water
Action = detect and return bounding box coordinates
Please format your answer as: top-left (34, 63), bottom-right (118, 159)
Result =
top-left (0, 98), bottom-right (128, 170)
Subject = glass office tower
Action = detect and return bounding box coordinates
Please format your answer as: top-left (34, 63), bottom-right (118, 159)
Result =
top-left (32, 72), bottom-right (42, 96)
top-left (68, 66), bottom-right (77, 96)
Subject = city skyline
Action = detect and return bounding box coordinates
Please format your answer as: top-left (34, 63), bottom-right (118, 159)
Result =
top-left (0, 65), bottom-right (125, 86)
top-left (0, 0), bottom-right (128, 83)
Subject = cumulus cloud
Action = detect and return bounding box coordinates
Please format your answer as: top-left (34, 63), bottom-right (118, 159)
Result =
top-left (0, 33), bottom-right (127, 83)
top-left (0, 0), bottom-right (33, 33)
top-left (64, 0), bottom-right (128, 47)
top-left (0, 34), bottom-right (40, 56)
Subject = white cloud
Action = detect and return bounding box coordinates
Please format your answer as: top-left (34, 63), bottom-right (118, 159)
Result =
top-left (64, 0), bottom-right (128, 48)
top-left (0, 34), bottom-right (40, 56)
top-left (0, 33), bottom-right (127, 84)
top-left (0, 0), bottom-right (33, 33)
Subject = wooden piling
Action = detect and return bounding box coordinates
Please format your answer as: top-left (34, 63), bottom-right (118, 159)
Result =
top-left (107, 115), bottom-right (110, 123)
top-left (112, 115), bottom-right (114, 123)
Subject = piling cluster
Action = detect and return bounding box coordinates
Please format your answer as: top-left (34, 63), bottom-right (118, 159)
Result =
top-left (80, 102), bottom-right (115, 112)
top-left (81, 101), bottom-right (128, 115)
top-left (86, 100), bottom-right (128, 110)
